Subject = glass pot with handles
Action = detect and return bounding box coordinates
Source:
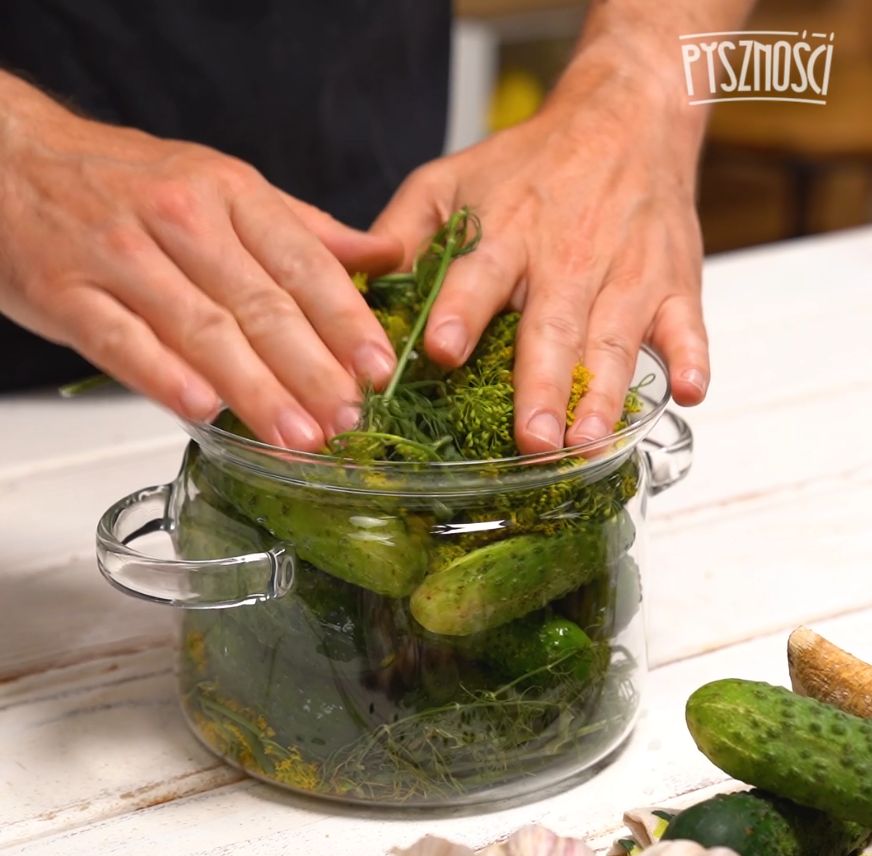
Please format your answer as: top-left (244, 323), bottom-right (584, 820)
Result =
top-left (96, 345), bottom-right (691, 808)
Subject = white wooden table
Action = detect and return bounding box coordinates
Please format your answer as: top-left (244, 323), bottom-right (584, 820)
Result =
top-left (2, 227), bottom-right (872, 855)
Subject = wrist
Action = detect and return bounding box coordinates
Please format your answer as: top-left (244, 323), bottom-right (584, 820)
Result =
top-left (542, 31), bottom-right (708, 175)
top-left (0, 71), bottom-right (88, 158)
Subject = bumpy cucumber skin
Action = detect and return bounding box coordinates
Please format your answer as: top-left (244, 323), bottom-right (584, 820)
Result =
top-left (662, 789), bottom-right (870, 855)
top-left (687, 679), bottom-right (872, 827)
top-left (410, 510), bottom-right (635, 635)
top-left (200, 461), bottom-right (429, 598)
top-left (459, 614), bottom-right (607, 684)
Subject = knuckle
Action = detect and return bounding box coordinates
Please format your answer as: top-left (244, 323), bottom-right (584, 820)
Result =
top-left (605, 266), bottom-right (644, 293)
top-left (590, 332), bottom-right (636, 366)
top-left (146, 179), bottom-right (203, 233)
top-left (24, 271), bottom-right (83, 313)
top-left (529, 312), bottom-right (583, 352)
top-left (88, 320), bottom-right (131, 365)
top-left (18, 272), bottom-right (52, 309)
top-left (214, 156), bottom-right (260, 192)
top-left (184, 305), bottom-right (237, 351)
top-left (269, 249), bottom-right (313, 289)
top-left (474, 245), bottom-right (514, 286)
top-left (97, 222), bottom-right (150, 261)
top-left (236, 289), bottom-right (299, 340)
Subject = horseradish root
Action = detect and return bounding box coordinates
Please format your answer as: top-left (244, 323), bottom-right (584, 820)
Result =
top-left (788, 626), bottom-right (872, 718)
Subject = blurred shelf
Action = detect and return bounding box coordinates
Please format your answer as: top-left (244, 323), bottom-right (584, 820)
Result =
top-left (456, 0), bottom-right (583, 18)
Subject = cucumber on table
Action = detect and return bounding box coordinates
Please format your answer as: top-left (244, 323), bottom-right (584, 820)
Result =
top-left (410, 509), bottom-right (635, 635)
top-left (686, 678), bottom-right (872, 827)
top-left (662, 789), bottom-right (870, 855)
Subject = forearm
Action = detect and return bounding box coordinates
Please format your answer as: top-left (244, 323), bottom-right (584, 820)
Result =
top-left (0, 69), bottom-right (87, 162)
top-left (0, 69), bottom-right (65, 129)
top-left (544, 0), bottom-right (758, 165)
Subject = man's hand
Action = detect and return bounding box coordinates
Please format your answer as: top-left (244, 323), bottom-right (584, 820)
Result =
top-left (373, 4), bottom-right (748, 454)
top-left (0, 72), bottom-right (401, 449)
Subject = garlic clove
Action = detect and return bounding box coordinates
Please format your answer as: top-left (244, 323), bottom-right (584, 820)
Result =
top-left (391, 836), bottom-right (476, 856)
top-left (490, 825), bottom-right (596, 856)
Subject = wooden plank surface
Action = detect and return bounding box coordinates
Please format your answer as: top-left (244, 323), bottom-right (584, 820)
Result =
top-left (1, 226), bottom-right (871, 854)
top-left (4, 610), bottom-right (870, 856)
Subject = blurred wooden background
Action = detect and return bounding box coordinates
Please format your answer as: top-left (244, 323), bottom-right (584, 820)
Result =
top-left (452, 0), bottom-right (872, 252)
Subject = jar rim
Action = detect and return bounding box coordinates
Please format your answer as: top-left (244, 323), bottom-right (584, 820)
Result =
top-left (181, 345), bottom-right (669, 488)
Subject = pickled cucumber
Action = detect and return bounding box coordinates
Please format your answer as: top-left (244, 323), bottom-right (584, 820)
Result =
top-left (199, 459), bottom-right (429, 598)
top-left (557, 554), bottom-right (641, 640)
top-left (410, 509), bottom-right (635, 635)
top-left (457, 613), bottom-right (609, 686)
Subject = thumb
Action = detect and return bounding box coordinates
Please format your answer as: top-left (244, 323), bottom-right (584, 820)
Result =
top-left (370, 165), bottom-right (450, 269)
top-left (280, 192), bottom-right (403, 275)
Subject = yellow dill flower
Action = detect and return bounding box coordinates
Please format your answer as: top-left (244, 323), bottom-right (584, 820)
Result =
top-left (184, 631), bottom-right (207, 673)
top-left (373, 307), bottom-right (412, 352)
top-left (429, 541), bottom-right (467, 574)
top-left (351, 271), bottom-right (368, 294)
top-left (565, 364), bottom-right (593, 424)
top-left (272, 747), bottom-right (322, 791)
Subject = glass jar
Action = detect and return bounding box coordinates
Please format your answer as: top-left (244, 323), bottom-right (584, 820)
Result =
top-left (96, 346), bottom-right (691, 808)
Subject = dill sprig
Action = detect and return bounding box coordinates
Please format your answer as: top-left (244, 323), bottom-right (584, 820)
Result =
top-left (185, 640), bottom-right (638, 804)
top-left (330, 208), bottom-right (481, 462)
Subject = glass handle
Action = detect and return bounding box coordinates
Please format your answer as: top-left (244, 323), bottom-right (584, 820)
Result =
top-left (641, 409), bottom-right (693, 496)
top-left (96, 483), bottom-right (294, 608)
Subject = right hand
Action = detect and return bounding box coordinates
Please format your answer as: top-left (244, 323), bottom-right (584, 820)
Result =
top-left (0, 74), bottom-right (402, 450)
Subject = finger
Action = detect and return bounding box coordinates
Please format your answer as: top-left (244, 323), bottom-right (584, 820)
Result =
top-left (145, 195), bottom-right (367, 435)
top-left (566, 287), bottom-right (651, 446)
top-left (51, 284), bottom-right (220, 422)
top-left (279, 192), bottom-right (403, 275)
top-left (648, 293), bottom-right (710, 405)
top-left (513, 285), bottom-right (591, 455)
top-left (369, 165), bottom-right (452, 267)
top-left (423, 234), bottom-right (525, 367)
top-left (230, 183), bottom-right (398, 392)
top-left (95, 224), bottom-right (323, 449)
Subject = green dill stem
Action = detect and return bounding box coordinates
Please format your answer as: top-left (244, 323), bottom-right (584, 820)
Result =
top-left (382, 209), bottom-right (465, 404)
top-left (329, 430), bottom-right (442, 460)
top-left (370, 272), bottom-right (418, 286)
top-left (58, 373), bottom-right (115, 397)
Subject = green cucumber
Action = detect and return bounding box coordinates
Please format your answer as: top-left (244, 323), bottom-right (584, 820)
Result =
top-left (457, 613), bottom-right (608, 685)
top-left (662, 789), bottom-right (870, 855)
top-left (556, 554), bottom-right (642, 640)
top-left (199, 458), bottom-right (429, 598)
top-left (410, 510), bottom-right (635, 635)
top-left (686, 679), bottom-right (872, 827)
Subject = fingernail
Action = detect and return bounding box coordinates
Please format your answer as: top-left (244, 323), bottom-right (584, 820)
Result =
top-left (333, 404), bottom-right (361, 435)
top-left (568, 413), bottom-right (610, 444)
top-left (276, 409), bottom-right (322, 450)
top-left (525, 411), bottom-right (563, 449)
top-left (179, 378), bottom-right (219, 421)
top-left (431, 320), bottom-right (469, 362)
top-left (679, 367), bottom-right (708, 395)
top-left (353, 343), bottom-right (396, 385)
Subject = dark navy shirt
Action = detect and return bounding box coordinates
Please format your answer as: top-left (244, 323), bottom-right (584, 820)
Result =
top-left (0, 1), bottom-right (450, 388)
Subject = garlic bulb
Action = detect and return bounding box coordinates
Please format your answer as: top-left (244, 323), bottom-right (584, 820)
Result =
top-left (481, 826), bottom-right (596, 856)
top-left (392, 825), bottom-right (595, 856)
top-left (391, 836), bottom-right (476, 856)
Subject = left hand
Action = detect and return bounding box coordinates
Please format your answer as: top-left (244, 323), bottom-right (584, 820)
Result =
top-left (372, 47), bottom-right (710, 455)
